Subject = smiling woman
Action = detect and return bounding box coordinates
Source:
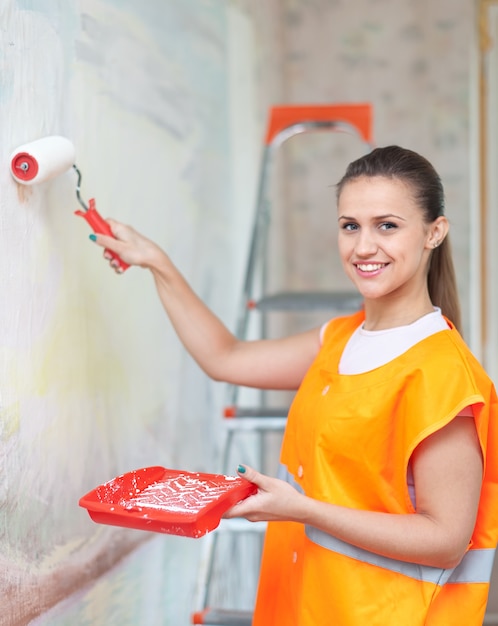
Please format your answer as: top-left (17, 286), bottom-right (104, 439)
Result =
top-left (336, 146), bottom-right (457, 331)
top-left (91, 145), bottom-right (498, 626)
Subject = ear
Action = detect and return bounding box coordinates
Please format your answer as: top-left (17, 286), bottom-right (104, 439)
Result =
top-left (425, 216), bottom-right (449, 249)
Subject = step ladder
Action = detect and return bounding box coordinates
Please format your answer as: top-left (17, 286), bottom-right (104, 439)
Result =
top-left (191, 103), bottom-right (373, 626)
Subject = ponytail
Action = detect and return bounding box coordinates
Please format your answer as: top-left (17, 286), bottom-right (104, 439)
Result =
top-left (427, 237), bottom-right (462, 332)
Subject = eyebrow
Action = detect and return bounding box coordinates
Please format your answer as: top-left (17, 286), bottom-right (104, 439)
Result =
top-left (337, 213), bottom-right (407, 222)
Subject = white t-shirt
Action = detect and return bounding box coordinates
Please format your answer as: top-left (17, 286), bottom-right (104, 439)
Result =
top-left (338, 308), bottom-right (449, 375)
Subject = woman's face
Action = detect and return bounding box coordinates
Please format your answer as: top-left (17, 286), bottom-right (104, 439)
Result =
top-left (337, 176), bottom-right (445, 304)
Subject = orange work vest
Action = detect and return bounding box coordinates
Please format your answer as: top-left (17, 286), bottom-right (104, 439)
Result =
top-left (253, 311), bottom-right (498, 626)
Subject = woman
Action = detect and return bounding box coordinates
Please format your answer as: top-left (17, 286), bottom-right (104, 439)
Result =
top-left (91, 146), bottom-right (498, 625)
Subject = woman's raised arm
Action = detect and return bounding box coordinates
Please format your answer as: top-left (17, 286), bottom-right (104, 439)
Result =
top-left (91, 219), bottom-right (321, 390)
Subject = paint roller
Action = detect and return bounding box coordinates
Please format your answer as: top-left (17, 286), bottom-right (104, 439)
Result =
top-left (10, 136), bottom-right (129, 272)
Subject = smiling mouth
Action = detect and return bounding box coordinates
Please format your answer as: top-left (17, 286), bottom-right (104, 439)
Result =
top-left (355, 263), bottom-right (387, 272)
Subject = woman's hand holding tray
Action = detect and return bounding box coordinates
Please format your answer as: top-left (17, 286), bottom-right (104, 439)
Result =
top-left (79, 466), bottom-right (257, 538)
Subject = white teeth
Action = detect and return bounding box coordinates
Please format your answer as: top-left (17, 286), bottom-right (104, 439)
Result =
top-left (357, 263), bottom-right (384, 272)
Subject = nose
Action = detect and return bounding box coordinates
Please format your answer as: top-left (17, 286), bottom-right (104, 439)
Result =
top-left (354, 228), bottom-right (378, 257)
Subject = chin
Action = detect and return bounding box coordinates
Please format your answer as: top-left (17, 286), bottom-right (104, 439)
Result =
top-left (353, 286), bottom-right (385, 300)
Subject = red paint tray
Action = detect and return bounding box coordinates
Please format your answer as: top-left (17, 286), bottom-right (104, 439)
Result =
top-left (79, 466), bottom-right (257, 538)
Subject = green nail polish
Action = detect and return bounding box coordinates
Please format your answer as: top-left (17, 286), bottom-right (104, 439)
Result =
top-left (237, 465), bottom-right (246, 474)
top-left (89, 234), bottom-right (97, 242)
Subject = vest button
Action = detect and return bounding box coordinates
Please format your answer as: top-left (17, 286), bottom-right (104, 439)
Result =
top-left (322, 384), bottom-right (330, 395)
top-left (297, 465), bottom-right (304, 478)
top-left (292, 551), bottom-right (298, 563)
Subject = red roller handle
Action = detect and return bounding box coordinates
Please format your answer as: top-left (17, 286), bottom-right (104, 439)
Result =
top-left (75, 199), bottom-right (130, 272)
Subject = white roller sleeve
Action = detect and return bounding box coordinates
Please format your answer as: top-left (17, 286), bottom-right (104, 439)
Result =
top-left (10, 136), bottom-right (76, 185)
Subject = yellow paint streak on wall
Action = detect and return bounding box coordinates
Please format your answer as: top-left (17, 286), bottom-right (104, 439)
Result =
top-left (0, 400), bottom-right (21, 440)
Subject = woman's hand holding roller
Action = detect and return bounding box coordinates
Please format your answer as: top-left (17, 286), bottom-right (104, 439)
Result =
top-left (90, 219), bottom-right (166, 272)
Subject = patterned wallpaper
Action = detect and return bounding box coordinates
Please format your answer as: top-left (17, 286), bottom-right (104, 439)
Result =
top-left (238, 0), bottom-right (476, 337)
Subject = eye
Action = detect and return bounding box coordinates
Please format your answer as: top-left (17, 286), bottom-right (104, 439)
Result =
top-left (341, 222), bottom-right (359, 232)
top-left (379, 222), bottom-right (397, 231)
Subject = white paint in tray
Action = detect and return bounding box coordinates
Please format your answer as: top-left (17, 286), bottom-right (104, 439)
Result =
top-left (119, 474), bottom-right (242, 514)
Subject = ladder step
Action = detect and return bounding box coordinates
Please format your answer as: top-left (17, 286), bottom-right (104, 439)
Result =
top-left (192, 608), bottom-right (253, 625)
top-left (223, 415), bottom-right (287, 432)
top-left (251, 290), bottom-right (363, 312)
top-left (224, 417), bottom-right (287, 431)
top-left (223, 407), bottom-right (288, 431)
top-left (224, 406), bottom-right (288, 418)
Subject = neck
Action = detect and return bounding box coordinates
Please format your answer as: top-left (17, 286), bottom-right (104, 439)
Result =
top-left (363, 297), bottom-right (435, 331)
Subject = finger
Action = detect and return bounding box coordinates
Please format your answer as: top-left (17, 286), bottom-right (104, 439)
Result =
top-left (110, 258), bottom-right (124, 273)
top-left (89, 232), bottom-right (117, 248)
top-left (237, 464), bottom-right (267, 489)
top-left (104, 217), bottom-right (121, 230)
top-left (223, 500), bottom-right (248, 519)
top-left (105, 219), bottom-right (131, 240)
top-left (90, 233), bottom-right (127, 261)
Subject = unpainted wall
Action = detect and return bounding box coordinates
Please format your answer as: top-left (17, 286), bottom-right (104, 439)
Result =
top-left (1, 1), bottom-right (257, 624)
